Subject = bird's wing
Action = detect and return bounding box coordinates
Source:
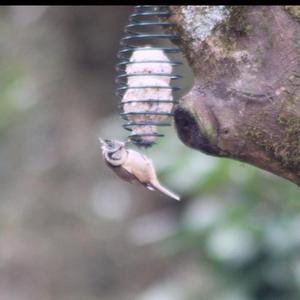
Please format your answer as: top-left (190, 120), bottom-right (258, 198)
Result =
top-left (106, 161), bottom-right (138, 183)
top-left (146, 184), bottom-right (155, 191)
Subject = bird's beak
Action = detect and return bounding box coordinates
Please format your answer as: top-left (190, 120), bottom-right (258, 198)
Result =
top-left (98, 138), bottom-right (106, 146)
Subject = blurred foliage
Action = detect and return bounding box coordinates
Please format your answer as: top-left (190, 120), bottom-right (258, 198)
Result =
top-left (145, 128), bottom-right (300, 300)
top-left (0, 64), bottom-right (25, 133)
top-left (1, 6), bottom-right (300, 300)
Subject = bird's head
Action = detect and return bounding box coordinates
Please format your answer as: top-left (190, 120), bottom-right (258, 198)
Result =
top-left (99, 138), bottom-right (127, 165)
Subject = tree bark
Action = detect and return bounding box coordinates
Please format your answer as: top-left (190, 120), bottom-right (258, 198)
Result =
top-left (168, 6), bottom-right (300, 186)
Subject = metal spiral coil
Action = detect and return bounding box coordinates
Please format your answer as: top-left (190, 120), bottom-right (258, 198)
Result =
top-left (116, 5), bottom-right (182, 147)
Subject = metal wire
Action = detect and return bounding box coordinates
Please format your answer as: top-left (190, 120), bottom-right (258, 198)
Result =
top-left (116, 5), bottom-right (182, 147)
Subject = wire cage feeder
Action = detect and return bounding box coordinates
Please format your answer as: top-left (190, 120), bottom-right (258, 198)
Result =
top-left (116, 5), bottom-right (182, 147)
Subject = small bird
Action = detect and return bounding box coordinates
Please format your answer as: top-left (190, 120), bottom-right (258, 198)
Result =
top-left (99, 138), bottom-right (180, 201)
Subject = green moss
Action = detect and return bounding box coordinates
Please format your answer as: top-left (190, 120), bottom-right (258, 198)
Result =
top-left (285, 6), bottom-right (300, 21)
top-left (246, 113), bottom-right (300, 171)
top-left (221, 7), bottom-right (250, 36)
top-left (194, 112), bottom-right (218, 146)
top-left (215, 6), bottom-right (253, 54)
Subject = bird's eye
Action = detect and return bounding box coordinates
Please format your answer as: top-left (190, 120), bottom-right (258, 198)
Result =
top-left (106, 141), bottom-right (115, 148)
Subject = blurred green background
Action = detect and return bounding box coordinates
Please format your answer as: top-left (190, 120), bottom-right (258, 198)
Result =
top-left (0, 6), bottom-right (300, 300)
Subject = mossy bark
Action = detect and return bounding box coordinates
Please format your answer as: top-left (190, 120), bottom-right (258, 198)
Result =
top-left (169, 6), bottom-right (300, 185)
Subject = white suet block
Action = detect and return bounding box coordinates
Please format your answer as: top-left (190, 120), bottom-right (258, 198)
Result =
top-left (122, 47), bottom-right (174, 144)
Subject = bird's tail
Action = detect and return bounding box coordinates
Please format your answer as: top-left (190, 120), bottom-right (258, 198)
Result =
top-left (151, 180), bottom-right (180, 201)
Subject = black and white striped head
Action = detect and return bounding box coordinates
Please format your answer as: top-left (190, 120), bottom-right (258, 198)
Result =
top-left (99, 138), bottom-right (127, 166)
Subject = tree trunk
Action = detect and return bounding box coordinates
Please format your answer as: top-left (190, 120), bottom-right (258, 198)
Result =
top-left (169, 6), bottom-right (300, 186)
